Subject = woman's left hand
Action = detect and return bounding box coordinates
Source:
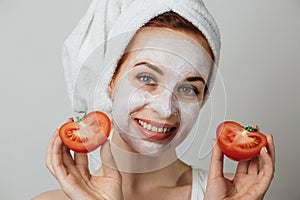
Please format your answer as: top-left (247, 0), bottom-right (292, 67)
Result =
top-left (204, 134), bottom-right (275, 200)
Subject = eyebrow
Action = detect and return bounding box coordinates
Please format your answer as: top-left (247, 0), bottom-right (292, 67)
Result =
top-left (134, 61), bottom-right (206, 84)
top-left (134, 62), bottom-right (163, 75)
top-left (187, 76), bottom-right (208, 97)
top-left (186, 76), bottom-right (206, 84)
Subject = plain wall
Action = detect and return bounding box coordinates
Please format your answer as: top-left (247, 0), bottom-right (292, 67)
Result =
top-left (0, 0), bottom-right (299, 199)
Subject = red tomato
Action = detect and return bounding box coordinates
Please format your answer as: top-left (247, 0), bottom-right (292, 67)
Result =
top-left (59, 111), bottom-right (111, 153)
top-left (216, 121), bottom-right (267, 161)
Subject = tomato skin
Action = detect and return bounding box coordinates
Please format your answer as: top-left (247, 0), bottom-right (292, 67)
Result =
top-left (216, 121), bottom-right (267, 161)
top-left (59, 111), bottom-right (111, 153)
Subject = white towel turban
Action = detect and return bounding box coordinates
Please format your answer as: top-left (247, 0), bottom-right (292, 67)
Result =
top-left (62, 0), bottom-right (221, 117)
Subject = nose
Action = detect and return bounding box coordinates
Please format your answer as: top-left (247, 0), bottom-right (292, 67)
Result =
top-left (148, 89), bottom-right (179, 118)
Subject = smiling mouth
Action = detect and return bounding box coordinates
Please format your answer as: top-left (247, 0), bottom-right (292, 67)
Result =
top-left (134, 118), bottom-right (177, 141)
top-left (139, 119), bottom-right (174, 133)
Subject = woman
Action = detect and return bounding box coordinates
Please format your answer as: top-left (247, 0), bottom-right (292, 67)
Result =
top-left (34, 0), bottom-right (275, 199)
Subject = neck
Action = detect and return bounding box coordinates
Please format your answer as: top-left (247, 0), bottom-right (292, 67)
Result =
top-left (121, 158), bottom-right (191, 193)
top-left (110, 129), bottom-right (191, 191)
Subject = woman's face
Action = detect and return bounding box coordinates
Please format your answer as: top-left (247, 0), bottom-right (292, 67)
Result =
top-left (110, 27), bottom-right (213, 156)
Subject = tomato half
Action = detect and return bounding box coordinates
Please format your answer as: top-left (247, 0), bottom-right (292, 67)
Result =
top-left (59, 111), bottom-right (111, 153)
top-left (216, 121), bottom-right (267, 161)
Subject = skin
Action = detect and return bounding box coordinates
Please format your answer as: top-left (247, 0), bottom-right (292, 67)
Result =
top-left (33, 28), bottom-right (275, 200)
top-left (204, 127), bottom-right (275, 200)
top-left (110, 27), bottom-right (211, 164)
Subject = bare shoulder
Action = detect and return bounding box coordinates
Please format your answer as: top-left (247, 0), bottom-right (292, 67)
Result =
top-left (32, 189), bottom-right (69, 200)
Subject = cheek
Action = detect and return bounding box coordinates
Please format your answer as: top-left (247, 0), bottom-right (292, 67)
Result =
top-left (178, 102), bottom-right (201, 134)
top-left (111, 78), bottom-right (131, 131)
top-left (111, 77), bottom-right (150, 131)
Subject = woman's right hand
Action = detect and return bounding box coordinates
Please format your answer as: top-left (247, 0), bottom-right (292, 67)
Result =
top-left (46, 126), bottom-right (123, 200)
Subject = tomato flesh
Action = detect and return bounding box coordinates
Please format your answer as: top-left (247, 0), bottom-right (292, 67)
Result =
top-left (216, 121), bottom-right (267, 161)
top-left (59, 111), bottom-right (111, 153)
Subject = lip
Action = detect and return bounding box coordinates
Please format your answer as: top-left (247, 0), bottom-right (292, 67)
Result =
top-left (133, 118), bottom-right (177, 141)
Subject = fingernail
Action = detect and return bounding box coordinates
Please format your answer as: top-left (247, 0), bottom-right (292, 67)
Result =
top-left (262, 146), bottom-right (268, 153)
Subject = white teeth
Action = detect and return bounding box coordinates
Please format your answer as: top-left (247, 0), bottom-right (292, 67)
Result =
top-left (147, 124), bottom-right (152, 130)
top-left (143, 123), bottom-right (147, 129)
top-left (137, 119), bottom-right (173, 133)
top-left (152, 126), bottom-right (158, 132)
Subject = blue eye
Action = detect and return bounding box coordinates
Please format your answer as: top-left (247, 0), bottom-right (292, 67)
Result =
top-left (137, 74), bottom-right (156, 85)
top-left (178, 85), bottom-right (199, 96)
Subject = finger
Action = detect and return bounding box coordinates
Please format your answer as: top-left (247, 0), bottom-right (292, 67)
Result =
top-left (260, 135), bottom-right (275, 176)
top-left (208, 139), bottom-right (224, 179)
top-left (46, 130), bottom-right (59, 176)
top-left (254, 125), bottom-right (260, 132)
top-left (47, 118), bottom-right (72, 174)
top-left (248, 156), bottom-right (259, 175)
top-left (52, 135), bottom-right (68, 180)
top-left (61, 145), bottom-right (87, 182)
top-left (74, 152), bottom-right (90, 180)
top-left (235, 160), bottom-right (250, 174)
top-left (266, 134), bottom-right (275, 164)
top-left (100, 140), bottom-right (122, 182)
top-left (62, 144), bottom-right (76, 167)
top-left (257, 146), bottom-right (274, 191)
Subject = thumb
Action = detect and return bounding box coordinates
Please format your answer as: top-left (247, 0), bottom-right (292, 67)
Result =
top-left (100, 140), bottom-right (122, 180)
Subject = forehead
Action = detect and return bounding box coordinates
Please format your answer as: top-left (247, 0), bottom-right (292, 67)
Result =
top-left (127, 27), bottom-right (212, 56)
top-left (118, 27), bottom-right (214, 80)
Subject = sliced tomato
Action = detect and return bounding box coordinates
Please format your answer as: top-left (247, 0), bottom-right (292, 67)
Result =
top-left (59, 111), bottom-right (111, 153)
top-left (216, 121), bottom-right (267, 161)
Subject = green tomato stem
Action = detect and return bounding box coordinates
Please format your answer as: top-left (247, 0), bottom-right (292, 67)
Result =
top-left (244, 126), bottom-right (257, 132)
top-left (73, 111), bottom-right (87, 123)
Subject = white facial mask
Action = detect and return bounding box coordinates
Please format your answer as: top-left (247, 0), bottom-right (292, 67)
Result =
top-left (136, 37), bottom-right (213, 81)
top-left (111, 35), bottom-right (213, 156)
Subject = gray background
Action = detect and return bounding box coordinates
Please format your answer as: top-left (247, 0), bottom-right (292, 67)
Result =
top-left (1, 0), bottom-right (299, 199)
